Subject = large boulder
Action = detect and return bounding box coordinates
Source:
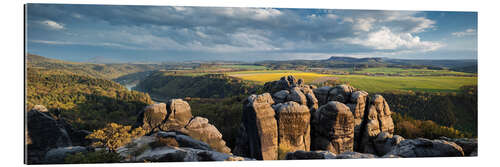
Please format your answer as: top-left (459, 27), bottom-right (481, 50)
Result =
top-left (161, 99), bottom-right (193, 131)
top-left (44, 146), bottom-right (88, 164)
top-left (27, 105), bottom-right (72, 164)
top-left (179, 117), bottom-right (231, 154)
top-left (117, 134), bottom-right (249, 162)
top-left (272, 90), bottom-right (290, 104)
top-left (235, 93), bottom-right (278, 160)
top-left (327, 85), bottom-right (355, 103)
top-left (311, 101), bottom-right (355, 154)
top-left (134, 100), bottom-right (231, 155)
top-left (275, 101), bottom-right (311, 152)
top-left (385, 138), bottom-right (465, 157)
top-left (286, 87), bottom-right (307, 105)
top-left (439, 137), bottom-right (477, 156)
top-left (134, 103), bottom-right (168, 133)
top-left (313, 86), bottom-right (332, 105)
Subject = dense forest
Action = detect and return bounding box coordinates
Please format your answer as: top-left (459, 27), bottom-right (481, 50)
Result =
top-left (26, 68), bottom-right (153, 130)
top-left (382, 85), bottom-right (478, 135)
top-left (135, 72), bottom-right (261, 100)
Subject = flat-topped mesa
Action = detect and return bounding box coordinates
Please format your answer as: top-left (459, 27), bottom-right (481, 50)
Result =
top-left (311, 101), bottom-right (355, 154)
top-left (134, 99), bottom-right (231, 154)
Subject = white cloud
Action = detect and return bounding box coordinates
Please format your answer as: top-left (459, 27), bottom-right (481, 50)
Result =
top-left (40, 20), bottom-right (64, 30)
top-left (452, 28), bottom-right (476, 37)
top-left (354, 18), bottom-right (376, 32)
top-left (342, 27), bottom-right (443, 51)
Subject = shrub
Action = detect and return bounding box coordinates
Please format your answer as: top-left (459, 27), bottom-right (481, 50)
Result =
top-left (86, 123), bottom-right (146, 152)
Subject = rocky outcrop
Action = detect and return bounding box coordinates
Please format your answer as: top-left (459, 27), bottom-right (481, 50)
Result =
top-left (275, 101), bottom-right (311, 152)
top-left (134, 99), bottom-right (231, 154)
top-left (439, 137), bottom-right (477, 156)
top-left (311, 101), bottom-right (355, 154)
top-left (44, 146), bottom-right (88, 164)
top-left (117, 132), bottom-right (250, 162)
top-left (285, 150), bottom-right (376, 160)
top-left (179, 117), bottom-right (231, 153)
top-left (135, 103), bottom-right (167, 133)
top-left (359, 95), bottom-right (395, 155)
top-left (27, 105), bottom-right (88, 164)
top-left (385, 138), bottom-right (464, 157)
top-left (162, 99), bottom-right (193, 131)
top-left (235, 93), bottom-right (278, 160)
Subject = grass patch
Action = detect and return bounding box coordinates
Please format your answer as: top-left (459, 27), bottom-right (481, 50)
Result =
top-left (227, 70), bottom-right (477, 93)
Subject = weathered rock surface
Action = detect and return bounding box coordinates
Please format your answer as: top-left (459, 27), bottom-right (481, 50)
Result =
top-left (285, 150), bottom-right (336, 159)
top-left (287, 87), bottom-right (308, 105)
top-left (311, 101), bottom-right (355, 154)
top-left (327, 85), bottom-right (355, 103)
top-left (44, 146), bottom-right (88, 164)
top-left (276, 101), bottom-right (311, 152)
top-left (118, 134), bottom-right (249, 162)
top-left (439, 137), bottom-right (477, 156)
top-left (372, 132), bottom-right (404, 156)
top-left (359, 94), bottom-right (395, 154)
top-left (27, 105), bottom-right (72, 164)
top-left (179, 117), bottom-right (231, 154)
top-left (235, 93), bottom-right (278, 160)
top-left (264, 76), bottom-right (304, 94)
top-left (135, 103), bottom-right (167, 133)
top-left (161, 99), bottom-right (193, 131)
top-left (285, 150), bottom-right (376, 160)
top-left (133, 99), bottom-right (231, 154)
top-left (385, 138), bottom-right (464, 157)
top-left (346, 90), bottom-right (368, 150)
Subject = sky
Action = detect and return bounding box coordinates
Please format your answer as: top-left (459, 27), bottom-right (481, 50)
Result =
top-left (26, 4), bottom-right (478, 63)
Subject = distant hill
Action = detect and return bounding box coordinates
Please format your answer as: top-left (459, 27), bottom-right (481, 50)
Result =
top-left (327, 56), bottom-right (383, 63)
top-left (27, 54), bottom-right (163, 80)
top-left (256, 55), bottom-right (477, 72)
top-left (27, 68), bottom-right (153, 130)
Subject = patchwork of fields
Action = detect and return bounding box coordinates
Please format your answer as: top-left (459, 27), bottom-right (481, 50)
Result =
top-left (227, 70), bottom-right (477, 93)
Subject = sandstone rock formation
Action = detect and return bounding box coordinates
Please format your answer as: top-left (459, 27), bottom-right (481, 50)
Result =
top-left (27, 105), bottom-right (88, 164)
top-left (44, 146), bottom-right (88, 164)
top-left (134, 99), bottom-right (231, 154)
top-left (235, 93), bottom-right (278, 160)
top-left (179, 117), bottom-right (231, 153)
top-left (359, 95), bottom-right (395, 155)
top-left (385, 138), bottom-right (464, 157)
top-left (117, 132), bottom-right (250, 162)
top-left (439, 137), bottom-right (477, 156)
top-left (311, 101), bottom-right (355, 154)
top-left (275, 101), bottom-right (311, 152)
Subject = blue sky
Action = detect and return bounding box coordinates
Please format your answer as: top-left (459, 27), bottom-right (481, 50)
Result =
top-left (26, 4), bottom-right (477, 63)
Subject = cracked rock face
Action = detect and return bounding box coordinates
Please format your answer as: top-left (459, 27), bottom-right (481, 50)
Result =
top-left (385, 138), bottom-right (464, 157)
top-left (311, 101), bottom-right (355, 154)
top-left (359, 94), bottom-right (395, 154)
top-left (134, 99), bottom-right (231, 155)
top-left (276, 101), bottom-right (311, 153)
top-left (236, 93), bottom-right (278, 160)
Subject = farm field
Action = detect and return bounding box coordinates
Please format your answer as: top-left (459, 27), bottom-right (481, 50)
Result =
top-left (227, 70), bottom-right (477, 93)
top-left (356, 67), bottom-right (475, 76)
